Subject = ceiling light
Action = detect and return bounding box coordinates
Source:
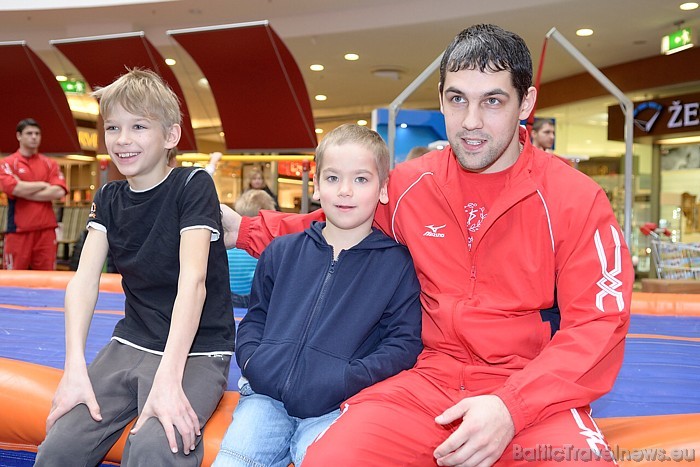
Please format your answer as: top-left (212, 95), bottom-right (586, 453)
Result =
top-left (198, 77), bottom-right (209, 88)
top-left (56, 75), bottom-right (68, 81)
top-left (314, 94), bottom-right (327, 101)
top-left (400, 123), bottom-right (408, 129)
top-left (357, 119), bottom-right (368, 126)
top-left (680, 2), bottom-right (699, 10)
top-left (576, 28), bottom-right (594, 37)
top-left (656, 135), bottom-right (700, 145)
top-left (165, 58), bottom-right (177, 66)
top-left (310, 64), bottom-right (324, 71)
top-left (344, 53), bottom-right (359, 61)
top-left (372, 68), bottom-right (403, 80)
top-left (315, 128), bottom-right (323, 134)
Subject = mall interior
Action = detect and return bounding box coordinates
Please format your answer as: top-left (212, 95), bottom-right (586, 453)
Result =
top-left (1, 2), bottom-right (700, 466)
top-left (0, 0), bottom-right (699, 280)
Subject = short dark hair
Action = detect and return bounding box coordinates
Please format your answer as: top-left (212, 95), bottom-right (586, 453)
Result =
top-left (439, 24), bottom-right (532, 103)
top-left (16, 118), bottom-right (41, 133)
top-left (532, 119), bottom-right (554, 132)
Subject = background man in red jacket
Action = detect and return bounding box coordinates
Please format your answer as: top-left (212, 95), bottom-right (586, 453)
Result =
top-left (0, 118), bottom-right (67, 270)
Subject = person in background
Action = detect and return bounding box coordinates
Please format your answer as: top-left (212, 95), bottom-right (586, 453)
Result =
top-left (530, 118), bottom-right (555, 151)
top-left (227, 189), bottom-right (276, 308)
top-left (246, 166), bottom-right (280, 210)
top-left (205, 151), bottom-right (222, 176)
top-left (35, 69), bottom-right (235, 466)
top-left (223, 24), bottom-right (633, 466)
top-left (0, 118), bottom-right (67, 270)
top-left (405, 145), bottom-right (430, 161)
top-left (213, 123), bottom-right (422, 467)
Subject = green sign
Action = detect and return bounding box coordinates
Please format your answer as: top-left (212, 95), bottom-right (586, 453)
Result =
top-left (59, 79), bottom-right (87, 94)
top-left (662, 28), bottom-right (694, 55)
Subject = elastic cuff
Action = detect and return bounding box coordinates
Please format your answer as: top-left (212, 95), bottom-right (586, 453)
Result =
top-left (236, 215), bottom-right (253, 250)
top-left (493, 384), bottom-right (527, 435)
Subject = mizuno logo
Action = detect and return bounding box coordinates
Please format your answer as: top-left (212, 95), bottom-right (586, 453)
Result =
top-left (423, 224), bottom-right (446, 238)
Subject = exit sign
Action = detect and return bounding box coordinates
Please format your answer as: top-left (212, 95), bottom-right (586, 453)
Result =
top-left (59, 78), bottom-right (87, 94)
top-left (661, 28), bottom-right (694, 55)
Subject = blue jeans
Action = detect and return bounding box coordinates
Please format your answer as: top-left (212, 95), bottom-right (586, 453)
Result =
top-left (213, 383), bottom-right (340, 467)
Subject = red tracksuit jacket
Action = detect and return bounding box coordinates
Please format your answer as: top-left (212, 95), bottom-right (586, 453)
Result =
top-left (237, 128), bottom-right (633, 434)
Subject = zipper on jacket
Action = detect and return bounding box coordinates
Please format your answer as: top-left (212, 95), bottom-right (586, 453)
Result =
top-left (280, 257), bottom-right (337, 399)
top-left (469, 264), bottom-right (477, 297)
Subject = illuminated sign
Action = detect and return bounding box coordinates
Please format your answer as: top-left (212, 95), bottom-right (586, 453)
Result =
top-left (661, 28), bottom-right (694, 55)
top-left (59, 79), bottom-right (87, 94)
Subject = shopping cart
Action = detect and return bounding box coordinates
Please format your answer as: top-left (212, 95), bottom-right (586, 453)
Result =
top-left (648, 231), bottom-right (700, 280)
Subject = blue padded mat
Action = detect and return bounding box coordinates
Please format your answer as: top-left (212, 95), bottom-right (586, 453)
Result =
top-left (0, 286), bottom-right (124, 311)
top-left (0, 287), bottom-right (244, 391)
top-left (591, 313), bottom-right (700, 417)
top-left (1, 285), bottom-right (698, 417)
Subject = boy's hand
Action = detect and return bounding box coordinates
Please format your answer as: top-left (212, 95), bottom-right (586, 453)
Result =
top-left (221, 203), bottom-right (242, 249)
top-left (46, 366), bottom-right (102, 433)
top-left (130, 377), bottom-right (200, 455)
top-left (433, 395), bottom-right (514, 467)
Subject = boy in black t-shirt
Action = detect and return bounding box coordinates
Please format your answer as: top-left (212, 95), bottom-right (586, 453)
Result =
top-left (35, 69), bottom-right (235, 466)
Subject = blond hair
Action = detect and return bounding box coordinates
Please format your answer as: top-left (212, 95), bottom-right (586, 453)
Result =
top-left (315, 124), bottom-right (389, 185)
top-left (91, 68), bottom-right (181, 162)
top-left (235, 189), bottom-right (276, 217)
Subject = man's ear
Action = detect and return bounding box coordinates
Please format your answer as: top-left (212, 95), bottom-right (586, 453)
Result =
top-left (164, 124), bottom-right (182, 149)
top-left (519, 86), bottom-right (537, 121)
top-left (312, 174), bottom-right (321, 201)
top-left (379, 180), bottom-right (389, 205)
top-left (16, 132), bottom-right (21, 142)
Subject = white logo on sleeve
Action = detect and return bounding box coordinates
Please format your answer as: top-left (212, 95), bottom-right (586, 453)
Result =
top-left (594, 225), bottom-right (624, 312)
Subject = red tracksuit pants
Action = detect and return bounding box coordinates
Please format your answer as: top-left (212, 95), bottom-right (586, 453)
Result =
top-left (3, 229), bottom-right (57, 270)
top-left (303, 357), bottom-right (616, 466)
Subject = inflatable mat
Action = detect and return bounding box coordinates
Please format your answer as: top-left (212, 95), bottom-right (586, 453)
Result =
top-left (1, 271), bottom-right (698, 466)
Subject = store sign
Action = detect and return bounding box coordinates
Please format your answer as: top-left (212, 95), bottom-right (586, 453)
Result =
top-left (77, 127), bottom-right (98, 151)
top-left (60, 79), bottom-right (87, 94)
top-left (608, 92), bottom-right (700, 141)
top-left (278, 160), bottom-right (316, 179)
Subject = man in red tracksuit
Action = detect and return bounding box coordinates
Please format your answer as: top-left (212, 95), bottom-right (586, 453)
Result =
top-left (0, 118), bottom-right (67, 270)
top-left (226, 24), bottom-right (633, 466)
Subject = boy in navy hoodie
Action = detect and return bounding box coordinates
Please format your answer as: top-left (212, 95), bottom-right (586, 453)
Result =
top-left (213, 124), bottom-right (422, 467)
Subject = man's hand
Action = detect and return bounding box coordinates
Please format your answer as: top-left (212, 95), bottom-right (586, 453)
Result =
top-left (130, 376), bottom-right (200, 455)
top-left (221, 203), bottom-right (242, 249)
top-left (46, 366), bottom-right (102, 433)
top-left (433, 395), bottom-right (515, 467)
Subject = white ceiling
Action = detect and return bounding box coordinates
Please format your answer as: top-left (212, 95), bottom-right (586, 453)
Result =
top-left (1, 0), bottom-right (698, 137)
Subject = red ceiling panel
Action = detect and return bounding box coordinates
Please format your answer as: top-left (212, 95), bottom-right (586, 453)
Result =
top-left (0, 42), bottom-right (80, 155)
top-left (169, 21), bottom-right (317, 153)
top-left (51, 32), bottom-right (197, 152)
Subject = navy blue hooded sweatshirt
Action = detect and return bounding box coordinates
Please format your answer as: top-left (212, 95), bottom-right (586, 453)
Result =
top-left (236, 221), bottom-right (422, 418)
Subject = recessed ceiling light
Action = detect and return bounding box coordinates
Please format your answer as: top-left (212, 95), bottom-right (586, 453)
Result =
top-left (165, 58), bottom-right (177, 66)
top-left (315, 128), bottom-right (323, 134)
top-left (310, 64), bottom-right (324, 71)
top-left (357, 119), bottom-right (368, 126)
top-left (198, 77), bottom-right (209, 88)
top-left (680, 2), bottom-right (698, 10)
top-left (400, 123), bottom-right (408, 129)
top-left (314, 94), bottom-right (327, 101)
top-left (219, 131), bottom-right (225, 137)
top-left (55, 75), bottom-right (68, 82)
top-left (344, 53), bottom-right (359, 61)
top-left (576, 28), bottom-right (594, 37)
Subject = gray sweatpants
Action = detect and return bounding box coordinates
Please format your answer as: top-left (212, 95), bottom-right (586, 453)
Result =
top-left (35, 340), bottom-right (230, 467)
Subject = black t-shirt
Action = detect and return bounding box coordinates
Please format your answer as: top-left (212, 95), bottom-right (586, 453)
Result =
top-left (89, 167), bottom-right (235, 353)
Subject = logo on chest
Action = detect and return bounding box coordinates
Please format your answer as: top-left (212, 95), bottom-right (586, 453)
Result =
top-left (423, 224), bottom-right (446, 238)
